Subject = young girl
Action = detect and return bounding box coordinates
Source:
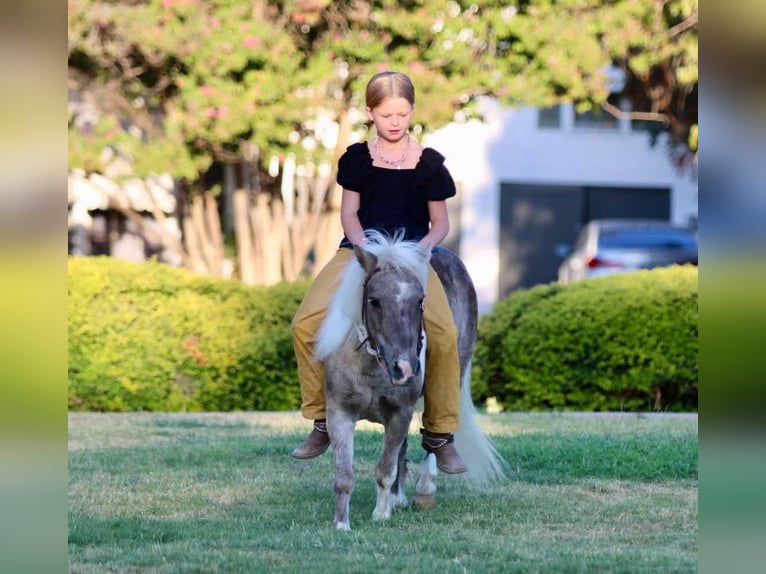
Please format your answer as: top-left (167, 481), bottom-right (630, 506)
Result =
top-left (290, 71), bottom-right (466, 474)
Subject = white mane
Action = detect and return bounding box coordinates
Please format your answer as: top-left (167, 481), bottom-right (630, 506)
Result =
top-left (314, 230), bottom-right (429, 361)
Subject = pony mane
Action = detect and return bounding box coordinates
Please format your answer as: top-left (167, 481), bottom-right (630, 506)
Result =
top-left (314, 230), bottom-right (429, 361)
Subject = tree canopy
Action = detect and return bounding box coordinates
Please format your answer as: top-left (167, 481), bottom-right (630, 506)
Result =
top-left (69, 0), bottom-right (698, 179)
top-left (68, 0), bottom-right (697, 282)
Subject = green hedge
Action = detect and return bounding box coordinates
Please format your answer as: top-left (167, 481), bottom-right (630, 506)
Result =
top-left (70, 257), bottom-right (698, 413)
top-left (473, 265), bottom-right (698, 412)
top-left (68, 256), bottom-right (307, 412)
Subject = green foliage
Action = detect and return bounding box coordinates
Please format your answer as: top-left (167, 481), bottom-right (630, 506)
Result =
top-left (474, 266), bottom-right (698, 412)
top-left (68, 256), bottom-right (308, 412)
top-left (68, 0), bottom-right (697, 180)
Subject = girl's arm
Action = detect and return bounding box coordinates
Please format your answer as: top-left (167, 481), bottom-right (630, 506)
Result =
top-left (418, 200), bottom-right (450, 253)
top-left (340, 188), bottom-right (367, 246)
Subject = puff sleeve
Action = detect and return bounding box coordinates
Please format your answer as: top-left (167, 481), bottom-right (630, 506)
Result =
top-left (416, 148), bottom-right (457, 201)
top-left (336, 142), bottom-right (373, 192)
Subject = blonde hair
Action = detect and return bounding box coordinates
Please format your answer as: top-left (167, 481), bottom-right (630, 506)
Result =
top-left (365, 72), bottom-right (415, 110)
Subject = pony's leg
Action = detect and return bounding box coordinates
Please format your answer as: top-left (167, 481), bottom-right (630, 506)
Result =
top-left (327, 414), bottom-right (355, 531)
top-left (390, 438), bottom-right (409, 509)
top-left (373, 413), bottom-right (411, 521)
top-left (415, 453), bottom-right (438, 509)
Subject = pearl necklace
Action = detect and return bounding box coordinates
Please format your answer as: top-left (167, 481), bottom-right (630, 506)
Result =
top-left (374, 134), bottom-right (410, 169)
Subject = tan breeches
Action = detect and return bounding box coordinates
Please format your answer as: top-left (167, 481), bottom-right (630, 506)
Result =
top-left (291, 248), bottom-right (461, 434)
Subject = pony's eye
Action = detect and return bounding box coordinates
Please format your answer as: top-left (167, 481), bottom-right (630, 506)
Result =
top-left (368, 298), bottom-right (381, 310)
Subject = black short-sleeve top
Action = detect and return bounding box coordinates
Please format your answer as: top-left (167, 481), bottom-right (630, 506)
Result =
top-left (336, 142), bottom-right (457, 248)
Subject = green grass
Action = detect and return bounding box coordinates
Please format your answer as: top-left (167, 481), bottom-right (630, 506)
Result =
top-left (69, 412), bottom-right (697, 573)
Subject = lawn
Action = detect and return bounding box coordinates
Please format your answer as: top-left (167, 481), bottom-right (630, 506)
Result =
top-left (68, 411), bottom-right (697, 573)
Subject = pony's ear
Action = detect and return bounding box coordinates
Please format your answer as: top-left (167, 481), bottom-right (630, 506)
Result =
top-left (353, 244), bottom-right (378, 273)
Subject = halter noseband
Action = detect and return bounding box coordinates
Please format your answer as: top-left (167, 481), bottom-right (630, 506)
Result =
top-left (357, 267), bottom-right (425, 367)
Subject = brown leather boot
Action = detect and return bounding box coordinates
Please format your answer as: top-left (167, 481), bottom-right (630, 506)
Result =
top-left (291, 420), bottom-right (330, 459)
top-left (421, 429), bottom-right (467, 474)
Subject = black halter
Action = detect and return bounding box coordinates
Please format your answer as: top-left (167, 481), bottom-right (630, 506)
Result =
top-left (357, 267), bottom-right (425, 363)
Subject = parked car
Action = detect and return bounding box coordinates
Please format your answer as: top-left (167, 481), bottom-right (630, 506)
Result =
top-left (557, 219), bottom-right (698, 283)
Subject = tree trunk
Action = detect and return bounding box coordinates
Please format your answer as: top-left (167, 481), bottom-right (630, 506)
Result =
top-left (179, 185), bottom-right (209, 275)
top-left (264, 197), bottom-right (285, 284)
top-left (314, 210), bottom-right (343, 271)
top-left (190, 192), bottom-right (225, 276)
top-left (227, 105), bottom-right (353, 284)
top-left (311, 106), bottom-right (352, 274)
top-left (251, 192), bottom-right (284, 285)
top-left (233, 186), bottom-right (256, 284)
top-left (285, 176), bottom-right (311, 280)
top-left (177, 181), bottom-right (227, 277)
top-left (203, 188), bottom-right (224, 276)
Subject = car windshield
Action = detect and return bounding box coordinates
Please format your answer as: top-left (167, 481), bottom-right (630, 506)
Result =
top-left (599, 227), bottom-right (697, 250)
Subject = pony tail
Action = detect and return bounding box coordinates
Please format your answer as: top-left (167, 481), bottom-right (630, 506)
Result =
top-left (454, 362), bottom-right (507, 483)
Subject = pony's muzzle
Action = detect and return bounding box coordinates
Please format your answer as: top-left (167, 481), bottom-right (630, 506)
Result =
top-left (391, 357), bottom-right (417, 386)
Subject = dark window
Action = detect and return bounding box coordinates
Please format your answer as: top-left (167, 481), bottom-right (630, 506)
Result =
top-left (574, 94), bottom-right (620, 130)
top-left (630, 118), bottom-right (654, 132)
top-left (537, 105), bottom-right (561, 129)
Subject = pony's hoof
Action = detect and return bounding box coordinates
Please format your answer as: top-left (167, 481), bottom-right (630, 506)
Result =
top-left (372, 508), bottom-right (391, 521)
top-left (414, 494), bottom-right (435, 509)
top-left (334, 520), bottom-right (351, 531)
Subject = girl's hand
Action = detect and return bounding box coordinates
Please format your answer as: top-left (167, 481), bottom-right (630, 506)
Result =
top-left (418, 239), bottom-right (433, 262)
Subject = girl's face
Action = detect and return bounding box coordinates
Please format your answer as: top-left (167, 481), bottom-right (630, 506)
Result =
top-left (367, 97), bottom-right (413, 143)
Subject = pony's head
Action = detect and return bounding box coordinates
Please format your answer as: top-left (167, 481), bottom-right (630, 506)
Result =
top-left (315, 230), bottom-right (430, 386)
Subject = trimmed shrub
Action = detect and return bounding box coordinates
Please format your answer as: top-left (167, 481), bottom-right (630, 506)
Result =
top-left (68, 256), bottom-right (308, 412)
top-left (473, 265), bottom-right (698, 412)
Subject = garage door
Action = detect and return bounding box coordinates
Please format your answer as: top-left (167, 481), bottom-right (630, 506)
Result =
top-left (498, 183), bottom-right (670, 298)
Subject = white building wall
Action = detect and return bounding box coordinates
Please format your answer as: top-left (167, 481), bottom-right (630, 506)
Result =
top-left (424, 98), bottom-right (698, 312)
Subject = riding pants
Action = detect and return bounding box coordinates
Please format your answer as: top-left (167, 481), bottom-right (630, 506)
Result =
top-left (292, 248), bottom-right (461, 434)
